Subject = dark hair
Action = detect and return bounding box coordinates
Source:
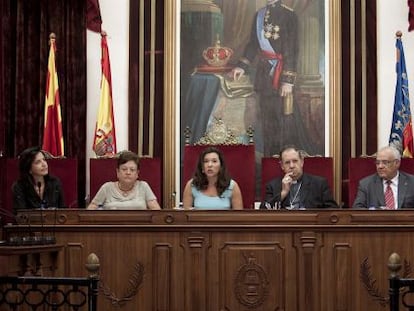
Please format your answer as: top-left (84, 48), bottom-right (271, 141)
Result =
top-left (192, 147), bottom-right (231, 196)
top-left (18, 146), bottom-right (47, 183)
top-left (279, 145), bottom-right (303, 161)
top-left (117, 151), bottom-right (140, 169)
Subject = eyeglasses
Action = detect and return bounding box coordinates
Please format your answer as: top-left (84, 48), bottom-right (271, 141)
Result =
top-left (375, 159), bottom-right (397, 166)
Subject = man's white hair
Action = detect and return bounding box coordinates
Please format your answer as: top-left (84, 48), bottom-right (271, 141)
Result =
top-left (377, 145), bottom-right (401, 161)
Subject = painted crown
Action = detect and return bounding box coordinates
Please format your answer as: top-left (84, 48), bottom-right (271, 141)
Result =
top-left (202, 39), bottom-right (233, 67)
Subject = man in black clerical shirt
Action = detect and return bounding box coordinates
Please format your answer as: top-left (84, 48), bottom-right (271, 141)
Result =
top-left (261, 145), bottom-right (338, 209)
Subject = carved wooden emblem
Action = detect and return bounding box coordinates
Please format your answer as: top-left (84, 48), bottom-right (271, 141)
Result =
top-left (195, 118), bottom-right (240, 145)
top-left (234, 254), bottom-right (269, 308)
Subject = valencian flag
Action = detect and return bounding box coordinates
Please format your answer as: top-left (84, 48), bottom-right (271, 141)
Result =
top-left (389, 31), bottom-right (414, 158)
top-left (42, 33), bottom-right (64, 156)
top-left (93, 32), bottom-right (117, 156)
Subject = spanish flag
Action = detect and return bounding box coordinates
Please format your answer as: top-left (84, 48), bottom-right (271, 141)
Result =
top-left (42, 33), bottom-right (64, 157)
top-left (93, 32), bottom-right (117, 156)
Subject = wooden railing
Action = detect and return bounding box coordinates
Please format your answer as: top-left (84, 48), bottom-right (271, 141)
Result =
top-left (0, 253), bottom-right (100, 311)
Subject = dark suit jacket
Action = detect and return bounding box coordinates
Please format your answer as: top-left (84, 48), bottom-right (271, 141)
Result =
top-left (352, 171), bottom-right (414, 209)
top-left (261, 173), bottom-right (338, 209)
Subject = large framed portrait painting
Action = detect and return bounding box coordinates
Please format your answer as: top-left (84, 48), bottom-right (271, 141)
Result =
top-left (164, 0), bottom-right (342, 206)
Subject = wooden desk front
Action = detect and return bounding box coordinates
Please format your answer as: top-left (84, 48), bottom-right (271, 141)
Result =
top-left (6, 209), bottom-right (413, 311)
top-left (0, 244), bottom-right (63, 276)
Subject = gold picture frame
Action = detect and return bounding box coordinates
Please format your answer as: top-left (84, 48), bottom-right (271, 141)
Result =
top-left (163, 1), bottom-right (342, 208)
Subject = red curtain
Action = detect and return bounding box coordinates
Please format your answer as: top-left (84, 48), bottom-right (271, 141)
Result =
top-left (86, 0), bottom-right (102, 33)
top-left (409, 0), bottom-right (414, 31)
top-left (0, 0), bottom-right (87, 206)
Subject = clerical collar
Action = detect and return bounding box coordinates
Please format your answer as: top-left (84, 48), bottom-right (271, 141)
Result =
top-left (291, 176), bottom-right (303, 184)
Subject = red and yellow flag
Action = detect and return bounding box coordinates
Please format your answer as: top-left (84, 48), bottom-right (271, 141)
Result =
top-left (42, 33), bottom-right (64, 156)
top-left (93, 32), bottom-right (117, 156)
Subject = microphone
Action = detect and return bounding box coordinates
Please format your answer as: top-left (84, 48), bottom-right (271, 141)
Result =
top-left (260, 199), bottom-right (281, 210)
top-left (50, 186), bottom-right (60, 244)
top-left (33, 181), bottom-right (55, 244)
top-left (33, 207), bottom-right (55, 245)
top-left (51, 187), bottom-right (61, 242)
top-left (37, 181), bottom-right (45, 242)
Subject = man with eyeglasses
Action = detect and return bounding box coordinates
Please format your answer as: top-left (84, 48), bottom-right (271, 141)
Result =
top-left (352, 146), bottom-right (414, 209)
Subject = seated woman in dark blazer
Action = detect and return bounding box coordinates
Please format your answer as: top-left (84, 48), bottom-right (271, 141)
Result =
top-left (12, 146), bottom-right (65, 211)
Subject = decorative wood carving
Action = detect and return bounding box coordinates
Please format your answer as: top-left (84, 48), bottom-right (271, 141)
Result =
top-left (359, 257), bottom-right (389, 307)
top-left (234, 253), bottom-right (269, 308)
top-left (360, 256), bottom-right (412, 307)
top-left (100, 262), bottom-right (144, 307)
top-left (8, 209), bottom-right (414, 311)
top-left (185, 118), bottom-right (254, 146)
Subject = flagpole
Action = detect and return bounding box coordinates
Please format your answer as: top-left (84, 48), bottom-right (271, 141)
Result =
top-left (42, 32), bottom-right (65, 157)
top-left (389, 30), bottom-right (414, 158)
top-left (92, 31), bottom-right (117, 157)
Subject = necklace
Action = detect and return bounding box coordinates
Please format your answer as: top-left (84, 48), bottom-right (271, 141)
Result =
top-left (287, 182), bottom-right (302, 210)
top-left (118, 182), bottom-right (135, 197)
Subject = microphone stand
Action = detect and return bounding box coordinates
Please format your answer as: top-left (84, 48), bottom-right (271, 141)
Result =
top-left (37, 182), bottom-right (45, 244)
top-left (52, 187), bottom-right (60, 244)
top-left (37, 181), bottom-right (55, 245)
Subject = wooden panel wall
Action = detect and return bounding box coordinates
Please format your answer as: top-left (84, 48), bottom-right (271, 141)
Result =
top-left (5, 209), bottom-right (410, 311)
